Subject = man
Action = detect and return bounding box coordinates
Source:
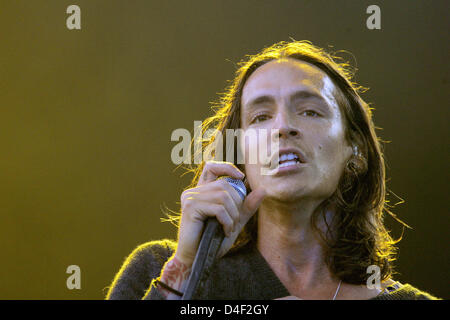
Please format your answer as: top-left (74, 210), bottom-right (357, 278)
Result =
top-left (106, 40), bottom-right (438, 300)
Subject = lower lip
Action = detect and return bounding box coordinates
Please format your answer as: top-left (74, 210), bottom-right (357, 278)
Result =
top-left (273, 161), bottom-right (306, 175)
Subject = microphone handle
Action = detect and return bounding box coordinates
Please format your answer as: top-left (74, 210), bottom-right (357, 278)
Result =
top-left (181, 176), bottom-right (246, 300)
top-left (181, 218), bottom-right (224, 300)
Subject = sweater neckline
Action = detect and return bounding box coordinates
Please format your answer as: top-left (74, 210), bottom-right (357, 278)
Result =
top-left (247, 243), bottom-right (291, 299)
top-left (245, 243), bottom-right (408, 300)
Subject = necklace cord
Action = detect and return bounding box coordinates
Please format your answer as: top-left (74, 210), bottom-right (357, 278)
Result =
top-left (332, 280), bottom-right (342, 300)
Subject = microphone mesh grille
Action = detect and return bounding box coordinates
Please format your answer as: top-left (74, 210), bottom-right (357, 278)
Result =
top-left (222, 177), bottom-right (247, 200)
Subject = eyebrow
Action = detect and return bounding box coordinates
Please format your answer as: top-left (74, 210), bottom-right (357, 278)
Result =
top-left (243, 90), bottom-right (328, 111)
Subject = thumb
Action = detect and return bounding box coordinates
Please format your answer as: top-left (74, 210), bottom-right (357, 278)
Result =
top-left (242, 188), bottom-right (266, 218)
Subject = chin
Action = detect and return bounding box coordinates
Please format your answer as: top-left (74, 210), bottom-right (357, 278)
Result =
top-left (266, 185), bottom-right (308, 203)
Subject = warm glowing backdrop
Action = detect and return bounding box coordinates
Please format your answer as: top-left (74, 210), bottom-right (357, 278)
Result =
top-left (0, 0), bottom-right (448, 299)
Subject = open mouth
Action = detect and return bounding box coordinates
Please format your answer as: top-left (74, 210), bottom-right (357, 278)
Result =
top-left (263, 148), bottom-right (307, 174)
top-left (277, 152), bottom-right (301, 168)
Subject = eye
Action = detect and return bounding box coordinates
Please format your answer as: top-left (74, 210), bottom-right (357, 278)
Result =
top-left (251, 113), bottom-right (271, 124)
top-left (301, 110), bottom-right (320, 117)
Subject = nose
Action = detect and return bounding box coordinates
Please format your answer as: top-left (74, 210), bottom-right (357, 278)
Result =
top-left (271, 109), bottom-right (300, 140)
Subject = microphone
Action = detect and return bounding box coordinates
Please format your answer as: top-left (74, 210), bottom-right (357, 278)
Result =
top-left (181, 176), bottom-right (247, 300)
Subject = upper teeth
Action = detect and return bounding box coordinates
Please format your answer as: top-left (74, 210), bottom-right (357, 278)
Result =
top-left (279, 153), bottom-right (298, 162)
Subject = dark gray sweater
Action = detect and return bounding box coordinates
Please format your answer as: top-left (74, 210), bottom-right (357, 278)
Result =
top-left (106, 239), bottom-right (439, 300)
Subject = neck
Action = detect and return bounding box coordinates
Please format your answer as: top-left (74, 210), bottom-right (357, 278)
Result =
top-left (256, 197), bottom-right (339, 296)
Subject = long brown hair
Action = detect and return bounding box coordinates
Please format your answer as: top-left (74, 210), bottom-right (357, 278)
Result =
top-left (169, 40), bottom-right (407, 285)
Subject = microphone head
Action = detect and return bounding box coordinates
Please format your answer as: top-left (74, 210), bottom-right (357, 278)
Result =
top-left (221, 176), bottom-right (247, 200)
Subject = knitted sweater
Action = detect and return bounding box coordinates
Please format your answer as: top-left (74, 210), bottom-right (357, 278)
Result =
top-left (106, 239), bottom-right (439, 300)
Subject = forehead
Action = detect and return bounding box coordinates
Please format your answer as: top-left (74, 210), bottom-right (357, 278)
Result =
top-left (241, 58), bottom-right (337, 107)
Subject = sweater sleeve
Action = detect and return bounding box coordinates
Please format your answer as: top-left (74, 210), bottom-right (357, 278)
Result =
top-left (105, 239), bottom-right (177, 300)
top-left (372, 282), bottom-right (442, 300)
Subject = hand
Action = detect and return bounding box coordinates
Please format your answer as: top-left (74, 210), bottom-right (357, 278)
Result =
top-left (158, 161), bottom-right (266, 299)
top-left (175, 161), bottom-right (266, 266)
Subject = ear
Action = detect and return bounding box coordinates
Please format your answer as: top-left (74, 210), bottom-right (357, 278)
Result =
top-left (343, 142), bottom-right (354, 163)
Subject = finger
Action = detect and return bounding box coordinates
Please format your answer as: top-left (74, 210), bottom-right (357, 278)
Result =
top-left (186, 179), bottom-right (244, 206)
top-left (198, 161), bottom-right (245, 186)
top-left (241, 187), bottom-right (267, 220)
top-left (190, 200), bottom-right (235, 237)
top-left (212, 178), bottom-right (246, 207)
top-left (182, 187), bottom-right (240, 229)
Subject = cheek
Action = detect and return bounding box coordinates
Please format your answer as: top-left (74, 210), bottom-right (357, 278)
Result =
top-left (239, 128), bottom-right (274, 165)
top-left (314, 124), bottom-right (349, 171)
top-left (239, 131), bottom-right (258, 185)
top-left (239, 129), bottom-right (274, 188)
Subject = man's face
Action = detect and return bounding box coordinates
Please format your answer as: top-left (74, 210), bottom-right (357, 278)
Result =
top-left (240, 58), bottom-right (352, 202)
